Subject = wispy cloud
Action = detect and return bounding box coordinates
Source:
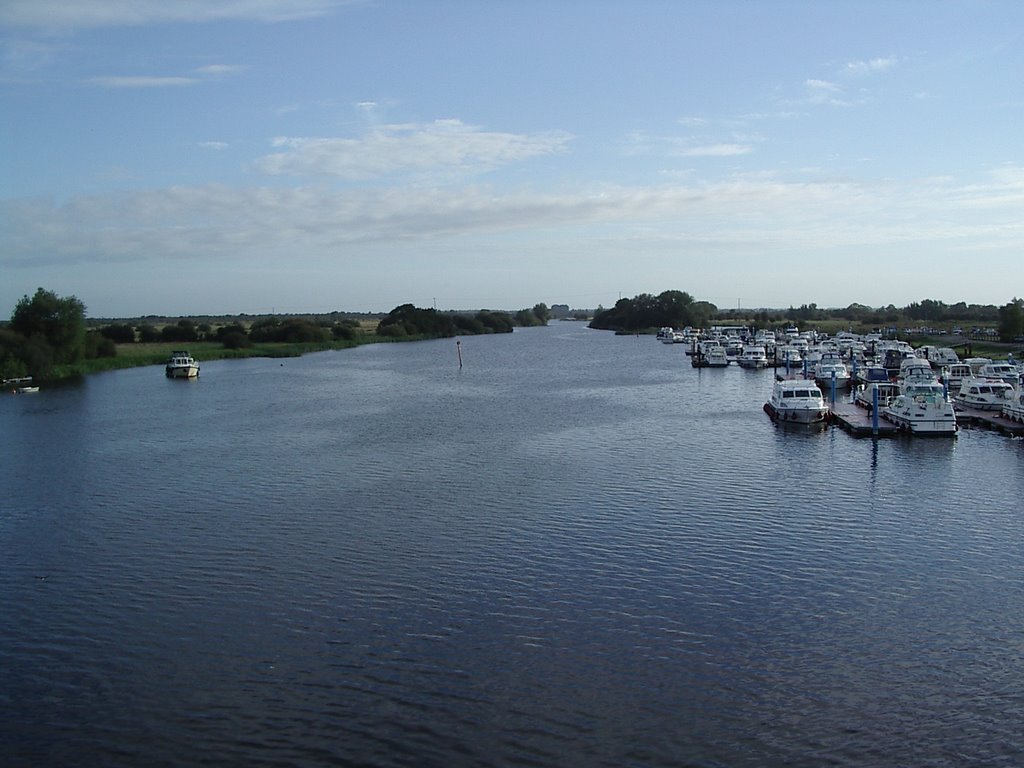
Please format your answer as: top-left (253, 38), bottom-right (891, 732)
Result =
top-left (0, 0), bottom-right (351, 30)
top-left (625, 129), bottom-right (755, 159)
top-left (804, 78), bottom-right (853, 106)
top-left (681, 144), bottom-right (752, 158)
top-left (85, 75), bottom-right (198, 88)
top-left (84, 64), bottom-right (245, 89)
top-left (251, 120), bottom-right (573, 180)
top-left (194, 64), bottom-right (247, 78)
top-left (6, 167), bottom-right (1023, 271)
top-left (199, 141), bottom-right (229, 150)
top-left (845, 56), bottom-right (899, 75)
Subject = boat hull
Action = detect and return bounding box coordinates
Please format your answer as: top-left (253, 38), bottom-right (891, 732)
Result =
top-left (166, 365), bottom-right (200, 379)
top-left (763, 402), bottom-right (829, 425)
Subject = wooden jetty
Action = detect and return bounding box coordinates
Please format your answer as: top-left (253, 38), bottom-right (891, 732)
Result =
top-left (954, 406), bottom-right (1024, 437)
top-left (828, 400), bottom-right (900, 437)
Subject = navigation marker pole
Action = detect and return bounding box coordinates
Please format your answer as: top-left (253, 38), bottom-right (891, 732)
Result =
top-left (872, 386), bottom-right (879, 437)
top-left (456, 339), bottom-right (463, 369)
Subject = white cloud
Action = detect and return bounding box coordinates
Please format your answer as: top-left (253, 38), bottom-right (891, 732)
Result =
top-left (845, 56), bottom-right (899, 75)
top-left (0, 0), bottom-right (350, 30)
top-left (4, 169), bottom-right (1022, 272)
top-left (84, 64), bottom-right (244, 89)
top-left (194, 64), bottom-right (247, 77)
top-left (681, 144), bottom-right (752, 157)
top-left (804, 78), bottom-right (853, 106)
top-left (252, 120), bottom-right (573, 180)
top-left (85, 75), bottom-right (198, 88)
top-left (805, 78), bottom-right (840, 93)
top-left (199, 141), bottom-right (229, 150)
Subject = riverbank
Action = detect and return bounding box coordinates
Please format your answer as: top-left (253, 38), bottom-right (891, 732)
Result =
top-left (50, 332), bottom-right (409, 379)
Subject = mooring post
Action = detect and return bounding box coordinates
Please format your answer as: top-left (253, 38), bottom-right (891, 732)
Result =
top-left (456, 339), bottom-right (463, 369)
top-left (872, 386), bottom-right (879, 436)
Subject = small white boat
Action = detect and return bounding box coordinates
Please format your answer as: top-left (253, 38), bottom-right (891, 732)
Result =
top-left (882, 374), bottom-right (957, 435)
top-left (764, 379), bottom-right (829, 424)
top-left (693, 344), bottom-right (729, 367)
top-left (954, 377), bottom-right (1015, 411)
top-left (977, 361), bottom-right (1020, 387)
top-left (776, 346), bottom-right (803, 371)
top-left (854, 381), bottom-right (900, 412)
top-left (1003, 390), bottom-right (1024, 423)
top-left (941, 363), bottom-right (972, 393)
top-left (896, 357), bottom-right (935, 384)
top-left (736, 344), bottom-right (770, 369)
top-left (166, 350), bottom-right (200, 379)
top-left (814, 355), bottom-right (851, 389)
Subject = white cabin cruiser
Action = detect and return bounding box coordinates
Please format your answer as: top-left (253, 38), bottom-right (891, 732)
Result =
top-left (855, 381), bottom-right (900, 412)
top-left (955, 377), bottom-right (1015, 411)
top-left (764, 379), bottom-right (829, 424)
top-left (814, 354), bottom-right (851, 389)
top-left (693, 344), bottom-right (729, 367)
top-left (166, 350), bottom-right (200, 379)
top-left (977, 361), bottom-right (1020, 387)
top-left (737, 344), bottom-right (770, 369)
top-left (881, 373), bottom-right (957, 435)
top-left (1003, 390), bottom-right (1024, 423)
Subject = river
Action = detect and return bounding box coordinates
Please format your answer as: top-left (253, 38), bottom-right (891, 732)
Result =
top-left (3, 323), bottom-right (1024, 767)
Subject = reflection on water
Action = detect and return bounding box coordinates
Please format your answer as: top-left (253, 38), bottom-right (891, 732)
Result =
top-left (2, 324), bottom-right (1024, 767)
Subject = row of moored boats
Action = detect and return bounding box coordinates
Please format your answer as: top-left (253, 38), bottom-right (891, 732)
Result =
top-left (659, 326), bottom-right (1024, 435)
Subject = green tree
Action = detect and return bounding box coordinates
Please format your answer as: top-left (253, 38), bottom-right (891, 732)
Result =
top-left (10, 287), bottom-right (87, 369)
top-left (998, 298), bottom-right (1024, 341)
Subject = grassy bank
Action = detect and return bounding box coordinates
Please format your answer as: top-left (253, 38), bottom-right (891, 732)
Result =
top-left (52, 337), bottom-right (373, 379)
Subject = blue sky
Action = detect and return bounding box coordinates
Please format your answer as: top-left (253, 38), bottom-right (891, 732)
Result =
top-left (2, 0), bottom-right (1023, 317)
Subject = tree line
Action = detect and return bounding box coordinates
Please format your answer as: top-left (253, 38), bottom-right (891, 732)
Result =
top-left (1, 289), bottom-right (554, 381)
top-left (589, 291), bottom-right (1024, 341)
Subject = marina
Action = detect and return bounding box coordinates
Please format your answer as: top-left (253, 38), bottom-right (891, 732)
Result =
top-left (670, 323), bottom-right (1023, 441)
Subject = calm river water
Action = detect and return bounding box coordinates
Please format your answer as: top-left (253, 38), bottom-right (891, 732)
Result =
top-left (3, 323), bottom-right (1024, 767)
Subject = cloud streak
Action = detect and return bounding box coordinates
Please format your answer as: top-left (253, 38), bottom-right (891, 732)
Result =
top-left (0, 0), bottom-right (350, 30)
top-left (5, 168), bottom-right (1022, 271)
top-left (252, 120), bottom-right (573, 180)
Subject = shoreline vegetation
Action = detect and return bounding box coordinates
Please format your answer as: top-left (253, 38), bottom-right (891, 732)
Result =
top-left (3, 288), bottom-right (1024, 384)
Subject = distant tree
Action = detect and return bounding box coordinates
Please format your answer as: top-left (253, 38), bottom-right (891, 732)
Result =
top-left (377, 305), bottom-right (458, 338)
top-left (138, 324), bottom-right (161, 343)
top-left (0, 327), bottom-right (30, 380)
top-left (222, 331), bottom-right (251, 349)
top-left (84, 331), bottom-right (117, 359)
top-left (476, 311), bottom-right (514, 333)
top-left (589, 290), bottom-right (715, 332)
top-left (161, 320), bottom-right (198, 343)
top-left (10, 287), bottom-right (87, 366)
top-left (998, 298), bottom-right (1024, 342)
top-left (100, 323), bottom-right (136, 343)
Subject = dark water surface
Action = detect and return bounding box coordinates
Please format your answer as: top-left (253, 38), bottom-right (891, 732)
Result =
top-left (3, 324), bottom-right (1024, 767)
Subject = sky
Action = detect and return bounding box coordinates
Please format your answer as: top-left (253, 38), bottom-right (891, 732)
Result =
top-left (2, 0), bottom-right (1023, 318)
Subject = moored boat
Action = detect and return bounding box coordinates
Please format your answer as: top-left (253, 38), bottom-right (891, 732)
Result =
top-left (737, 344), bottom-right (770, 369)
top-left (693, 344), bottom-right (729, 367)
top-left (814, 354), bottom-right (851, 389)
top-left (977, 361), bottom-right (1021, 387)
top-left (954, 377), bottom-right (1014, 411)
top-left (854, 381), bottom-right (900, 412)
top-left (166, 351), bottom-right (200, 379)
top-left (764, 379), bottom-right (829, 424)
top-left (1003, 390), bottom-right (1024, 423)
top-left (881, 373), bottom-right (957, 435)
